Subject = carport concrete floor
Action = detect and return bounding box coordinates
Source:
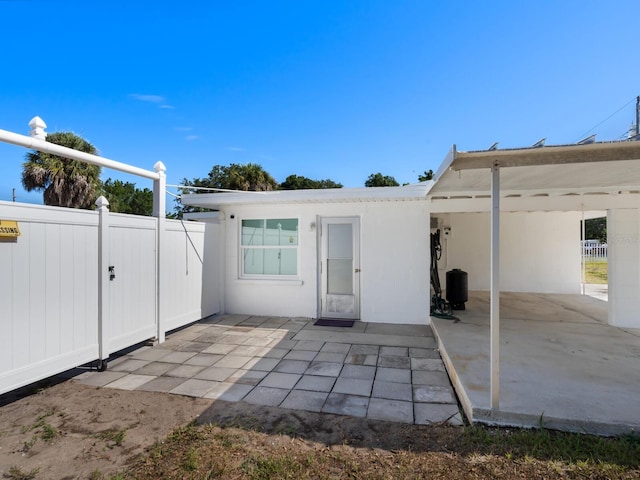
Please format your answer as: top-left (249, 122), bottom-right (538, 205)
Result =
top-left (431, 290), bottom-right (640, 436)
top-left (76, 316), bottom-right (462, 426)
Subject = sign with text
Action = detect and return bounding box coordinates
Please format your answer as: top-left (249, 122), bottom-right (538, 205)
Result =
top-left (0, 220), bottom-right (21, 237)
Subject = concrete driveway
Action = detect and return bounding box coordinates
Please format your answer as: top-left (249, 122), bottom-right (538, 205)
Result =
top-left (76, 315), bottom-right (462, 426)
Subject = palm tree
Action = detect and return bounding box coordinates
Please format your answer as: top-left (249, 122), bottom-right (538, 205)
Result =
top-left (22, 132), bottom-right (102, 209)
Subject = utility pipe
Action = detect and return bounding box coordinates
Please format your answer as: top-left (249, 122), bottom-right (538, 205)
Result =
top-left (0, 127), bottom-right (159, 181)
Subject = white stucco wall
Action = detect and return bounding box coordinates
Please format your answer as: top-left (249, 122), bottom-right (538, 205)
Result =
top-left (607, 208), bottom-right (640, 328)
top-left (434, 211), bottom-right (581, 294)
top-left (216, 200), bottom-right (431, 324)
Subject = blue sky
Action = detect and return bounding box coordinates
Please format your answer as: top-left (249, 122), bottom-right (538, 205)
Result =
top-left (1, 1), bottom-right (639, 204)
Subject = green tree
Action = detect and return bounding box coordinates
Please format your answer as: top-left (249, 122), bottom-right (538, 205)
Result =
top-left (418, 169), bottom-right (434, 181)
top-left (22, 132), bottom-right (101, 208)
top-left (365, 172), bottom-right (399, 187)
top-left (279, 174), bottom-right (343, 190)
top-left (174, 163), bottom-right (278, 217)
top-left (193, 163), bottom-right (278, 191)
top-left (101, 179), bottom-right (153, 216)
top-left (583, 217), bottom-right (607, 243)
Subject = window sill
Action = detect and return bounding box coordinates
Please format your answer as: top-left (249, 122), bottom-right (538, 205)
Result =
top-left (234, 278), bottom-right (304, 286)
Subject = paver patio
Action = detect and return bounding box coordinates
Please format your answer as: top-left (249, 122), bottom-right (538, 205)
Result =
top-left (76, 315), bottom-right (462, 425)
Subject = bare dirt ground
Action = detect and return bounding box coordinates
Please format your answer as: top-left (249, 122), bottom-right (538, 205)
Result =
top-left (0, 378), bottom-right (212, 479)
top-left (1, 376), bottom-right (450, 479)
top-left (1, 376), bottom-right (638, 480)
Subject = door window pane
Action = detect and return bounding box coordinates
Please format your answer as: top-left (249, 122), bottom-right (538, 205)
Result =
top-left (328, 259), bottom-right (352, 294)
top-left (328, 224), bottom-right (352, 258)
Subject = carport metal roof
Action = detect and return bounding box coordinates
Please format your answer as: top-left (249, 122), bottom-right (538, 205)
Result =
top-left (430, 141), bottom-right (640, 197)
top-left (430, 139), bottom-right (640, 411)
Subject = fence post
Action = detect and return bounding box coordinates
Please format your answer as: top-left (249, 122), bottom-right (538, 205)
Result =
top-left (96, 196), bottom-right (110, 367)
top-left (153, 161), bottom-right (167, 343)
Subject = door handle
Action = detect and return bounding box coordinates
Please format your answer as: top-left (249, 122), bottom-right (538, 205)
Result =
top-left (354, 268), bottom-right (361, 273)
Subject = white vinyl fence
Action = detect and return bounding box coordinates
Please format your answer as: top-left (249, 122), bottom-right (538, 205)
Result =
top-left (581, 240), bottom-right (608, 262)
top-left (0, 200), bottom-right (220, 395)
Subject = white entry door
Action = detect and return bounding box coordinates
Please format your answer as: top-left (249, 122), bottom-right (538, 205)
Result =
top-left (320, 216), bottom-right (360, 319)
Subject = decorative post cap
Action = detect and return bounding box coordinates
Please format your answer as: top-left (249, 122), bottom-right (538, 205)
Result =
top-left (28, 116), bottom-right (47, 140)
top-left (154, 161), bottom-right (167, 173)
top-left (95, 196), bottom-right (110, 208)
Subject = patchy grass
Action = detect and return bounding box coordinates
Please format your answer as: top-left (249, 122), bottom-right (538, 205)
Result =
top-left (124, 420), bottom-right (640, 480)
top-left (3, 466), bottom-right (40, 480)
top-left (585, 260), bottom-right (608, 284)
top-left (95, 428), bottom-right (127, 448)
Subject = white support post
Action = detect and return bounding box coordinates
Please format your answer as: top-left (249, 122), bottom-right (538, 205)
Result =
top-left (96, 196), bottom-right (110, 364)
top-left (490, 161), bottom-right (500, 410)
top-left (153, 161), bottom-right (167, 343)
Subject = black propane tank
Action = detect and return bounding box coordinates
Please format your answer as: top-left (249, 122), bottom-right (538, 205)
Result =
top-left (446, 269), bottom-right (468, 310)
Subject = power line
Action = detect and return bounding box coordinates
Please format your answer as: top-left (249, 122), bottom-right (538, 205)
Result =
top-left (574, 96), bottom-right (636, 142)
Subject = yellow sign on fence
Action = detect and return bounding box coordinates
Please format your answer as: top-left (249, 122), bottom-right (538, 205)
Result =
top-left (0, 220), bottom-right (21, 237)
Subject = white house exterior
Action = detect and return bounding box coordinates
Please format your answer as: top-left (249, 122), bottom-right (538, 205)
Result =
top-left (183, 186), bottom-right (432, 324)
top-left (183, 140), bottom-right (640, 330)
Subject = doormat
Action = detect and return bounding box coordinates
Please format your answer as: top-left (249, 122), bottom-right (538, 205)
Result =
top-left (314, 318), bottom-right (355, 327)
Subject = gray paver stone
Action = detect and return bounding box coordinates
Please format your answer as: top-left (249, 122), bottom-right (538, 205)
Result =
top-left (281, 390), bottom-right (329, 412)
top-left (413, 385), bottom-right (456, 404)
top-left (165, 364), bottom-right (206, 378)
top-left (76, 371), bottom-right (127, 387)
top-left (341, 364), bottom-right (376, 380)
top-left (320, 342), bottom-right (351, 354)
top-left (243, 386), bottom-right (290, 406)
top-left (105, 374), bottom-right (156, 391)
top-left (375, 367), bottom-right (411, 384)
top-left (109, 359), bottom-right (151, 373)
top-left (133, 348), bottom-right (173, 361)
top-left (305, 362), bottom-right (342, 377)
top-left (161, 351), bottom-right (198, 363)
top-left (378, 355), bottom-right (411, 369)
top-left (410, 358), bottom-right (445, 371)
top-left (379, 346), bottom-right (408, 357)
top-left (314, 352), bottom-right (347, 363)
top-left (178, 341), bottom-right (211, 352)
top-left (202, 344), bottom-right (236, 355)
top-left (226, 369), bottom-right (268, 385)
top-left (292, 340), bottom-right (324, 351)
top-left (284, 350), bottom-right (318, 361)
top-left (412, 370), bottom-right (451, 386)
top-left (215, 355), bottom-right (253, 369)
top-left (243, 357), bottom-right (280, 371)
top-left (372, 380), bottom-right (413, 401)
top-left (170, 379), bottom-right (219, 397)
top-left (349, 345), bottom-right (379, 355)
top-left (133, 362), bottom-right (177, 376)
top-left (136, 376), bottom-right (186, 393)
top-left (203, 382), bottom-right (254, 401)
top-left (332, 377), bottom-right (373, 396)
top-left (294, 375), bottom-right (336, 392)
top-left (194, 366), bottom-right (237, 382)
top-left (185, 354), bottom-right (224, 367)
top-left (260, 372), bottom-right (301, 389)
top-left (322, 393), bottom-right (369, 417)
top-left (367, 398), bottom-right (414, 423)
top-left (409, 348), bottom-right (441, 359)
top-left (275, 360), bottom-right (310, 374)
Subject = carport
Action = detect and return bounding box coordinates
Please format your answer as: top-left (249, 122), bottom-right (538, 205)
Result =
top-left (428, 140), bottom-right (640, 434)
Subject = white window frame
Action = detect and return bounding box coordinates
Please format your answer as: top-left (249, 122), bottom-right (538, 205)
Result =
top-left (239, 217), bottom-right (299, 279)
